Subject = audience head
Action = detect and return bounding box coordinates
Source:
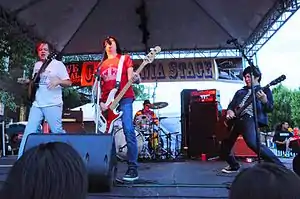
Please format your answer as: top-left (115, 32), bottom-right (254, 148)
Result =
top-left (229, 162), bottom-right (300, 199)
top-left (0, 142), bottom-right (88, 199)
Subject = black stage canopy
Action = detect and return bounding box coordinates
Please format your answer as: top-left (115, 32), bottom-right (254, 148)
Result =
top-left (0, 0), bottom-right (291, 55)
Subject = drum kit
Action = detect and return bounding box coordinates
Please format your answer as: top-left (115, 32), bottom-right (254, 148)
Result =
top-left (114, 101), bottom-right (170, 161)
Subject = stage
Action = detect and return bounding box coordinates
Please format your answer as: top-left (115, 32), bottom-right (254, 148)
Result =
top-left (0, 156), bottom-right (294, 199)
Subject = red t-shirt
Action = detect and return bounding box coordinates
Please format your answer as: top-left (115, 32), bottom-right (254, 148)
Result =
top-left (98, 54), bottom-right (135, 102)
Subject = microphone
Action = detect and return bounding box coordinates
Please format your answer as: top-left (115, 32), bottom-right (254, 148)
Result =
top-left (94, 66), bottom-right (101, 79)
top-left (105, 38), bottom-right (112, 46)
top-left (227, 38), bottom-right (237, 44)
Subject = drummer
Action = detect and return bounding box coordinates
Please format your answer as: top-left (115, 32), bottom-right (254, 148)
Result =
top-left (134, 100), bottom-right (159, 128)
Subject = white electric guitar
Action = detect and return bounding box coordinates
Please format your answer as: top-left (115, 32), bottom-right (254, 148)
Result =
top-left (97, 46), bottom-right (161, 134)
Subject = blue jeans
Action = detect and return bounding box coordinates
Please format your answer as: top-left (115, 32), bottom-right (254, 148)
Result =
top-left (221, 115), bottom-right (284, 167)
top-left (119, 98), bottom-right (138, 168)
top-left (18, 105), bottom-right (66, 159)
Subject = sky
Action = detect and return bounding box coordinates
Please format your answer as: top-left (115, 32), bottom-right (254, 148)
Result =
top-left (258, 10), bottom-right (300, 90)
top-left (131, 10), bottom-right (300, 117)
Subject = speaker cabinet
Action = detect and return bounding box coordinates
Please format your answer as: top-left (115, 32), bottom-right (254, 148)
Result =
top-left (23, 133), bottom-right (117, 192)
top-left (180, 89), bottom-right (197, 154)
top-left (188, 102), bottom-right (219, 158)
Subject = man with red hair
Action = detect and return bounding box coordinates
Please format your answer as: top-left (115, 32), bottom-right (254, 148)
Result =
top-left (18, 41), bottom-right (71, 159)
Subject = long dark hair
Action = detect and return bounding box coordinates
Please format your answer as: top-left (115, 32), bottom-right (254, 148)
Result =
top-left (0, 142), bottom-right (88, 199)
top-left (101, 36), bottom-right (122, 61)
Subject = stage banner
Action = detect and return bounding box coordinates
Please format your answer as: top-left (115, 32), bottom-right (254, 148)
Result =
top-left (136, 58), bottom-right (218, 83)
top-left (214, 57), bottom-right (243, 81)
top-left (64, 57), bottom-right (242, 86)
top-left (65, 61), bottom-right (99, 86)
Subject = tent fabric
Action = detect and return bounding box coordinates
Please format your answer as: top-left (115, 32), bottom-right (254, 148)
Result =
top-left (0, 0), bottom-right (277, 54)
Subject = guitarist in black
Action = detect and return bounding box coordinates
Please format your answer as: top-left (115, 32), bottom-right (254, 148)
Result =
top-left (18, 41), bottom-right (72, 159)
top-left (221, 66), bottom-right (284, 173)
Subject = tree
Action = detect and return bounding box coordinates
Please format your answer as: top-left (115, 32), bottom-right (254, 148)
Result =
top-left (268, 85), bottom-right (300, 129)
top-left (0, 21), bottom-right (36, 113)
top-left (62, 87), bottom-right (91, 110)
top-left (269, 85), bottom-right (292, 129)
top-left (133, 84), bottom-right (150, 101)
top-left (290, 89), bottom-right (300, 127)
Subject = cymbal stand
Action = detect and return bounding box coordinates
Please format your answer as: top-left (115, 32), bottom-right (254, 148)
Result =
top-left (152, 79), bottom-right (161, 124)
top-left (152, 78), bottom-right (158, 104)
top-left (158, 126), bottom-right (174, 159)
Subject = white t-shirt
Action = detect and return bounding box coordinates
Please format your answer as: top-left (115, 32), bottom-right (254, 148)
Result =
top-left (32, 59), bottom-right (70, 107)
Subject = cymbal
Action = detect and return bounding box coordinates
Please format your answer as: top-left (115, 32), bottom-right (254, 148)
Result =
top-left (158, 116), bottom-right (168, 121)
top-left (150, 102), bottom-right (168, 109)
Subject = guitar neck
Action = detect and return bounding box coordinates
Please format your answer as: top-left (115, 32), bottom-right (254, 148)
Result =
top-left (110, 61), bottom-right (148, 110)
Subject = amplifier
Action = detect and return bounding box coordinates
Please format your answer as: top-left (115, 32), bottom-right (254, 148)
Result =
top-left (63, 110), bottom-right (83, 123)
top-left (190, 89), bottom-right (220, 103)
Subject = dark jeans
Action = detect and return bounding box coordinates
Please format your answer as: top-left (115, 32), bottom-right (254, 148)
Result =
top-left (220, 115), bottom-right (284, 168)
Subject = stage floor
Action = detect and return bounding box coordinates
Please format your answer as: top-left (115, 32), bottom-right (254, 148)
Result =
top-left (0, 156), bottom-right (294, 199)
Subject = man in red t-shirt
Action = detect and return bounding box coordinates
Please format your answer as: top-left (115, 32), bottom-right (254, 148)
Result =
top-left (97, 36), bottom-right (140, 181)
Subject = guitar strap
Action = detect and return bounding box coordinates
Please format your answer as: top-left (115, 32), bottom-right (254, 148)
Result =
top-left (115, 55), bottom-right (125, 90)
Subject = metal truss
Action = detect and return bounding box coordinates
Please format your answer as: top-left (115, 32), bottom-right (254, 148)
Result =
top-left (244, 0), bottom-right (300, 58)
top-left (129, 48), bottom-right (241, 60)
top-left (62, 48), bottom-right (241, 62)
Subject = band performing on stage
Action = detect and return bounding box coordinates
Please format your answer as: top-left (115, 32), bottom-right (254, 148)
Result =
top-left (11, 36), bottom-right (295, 184)
top-left (3, 1), bottom-right (300, 198)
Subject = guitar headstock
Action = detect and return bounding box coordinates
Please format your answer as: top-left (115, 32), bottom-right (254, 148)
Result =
top-left (47, 52), bottom-right (57, 60)
top-left (269, 75), bottom-right (286, 86)
top-left (143, 46), bottom-right (161, 64)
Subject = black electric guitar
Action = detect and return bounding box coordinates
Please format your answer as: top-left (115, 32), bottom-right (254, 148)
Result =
top-left (28, 52), bottom-right (57, 102)
top-left (224, 75), bottom-right (286, 129)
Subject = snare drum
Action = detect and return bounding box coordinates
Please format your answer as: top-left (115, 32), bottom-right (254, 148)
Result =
top-left (135, 114), bottom-right (151, 132)
top-left (114, 128), bottom-right (144, 161)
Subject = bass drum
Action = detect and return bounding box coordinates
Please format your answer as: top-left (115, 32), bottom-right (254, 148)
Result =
top-left (114, 128), bottom-right (144, 161)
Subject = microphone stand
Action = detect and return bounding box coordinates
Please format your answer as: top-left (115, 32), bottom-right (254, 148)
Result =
top-left (152, 78), bottom-right (159, 121)
top-left (152, 78), bottom-right (158, 104)
top-left (227, 39), bottom-right (261, 163)
top-left (92, 50), bottom-right (106, 134)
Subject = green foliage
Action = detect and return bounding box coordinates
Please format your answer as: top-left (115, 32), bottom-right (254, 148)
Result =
top-left (133, 84), bottom-right (150, 100)
top-left (290, 90), bottom-right (300, 126)
top-left (0, 23), bottom-right (36, 76)
top-left (269, 84), bottom-right (300, 129)
top-left (0, 90), bottom-right (17, 112)
top-left (0, 22), bottom-right (36, 112)
top-left (62, 87), bottom-right (88, 110)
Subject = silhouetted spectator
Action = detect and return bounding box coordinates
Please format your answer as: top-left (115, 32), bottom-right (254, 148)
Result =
top-left (229, 162), bottom-right (300, 199)
top-left (0, 142), bottom-right (88, 199)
